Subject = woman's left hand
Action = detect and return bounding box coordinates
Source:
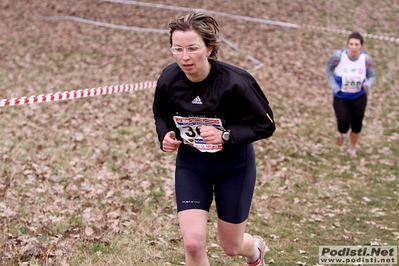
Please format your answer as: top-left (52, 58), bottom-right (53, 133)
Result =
top-left (198, 126), bottom-right (223, 144)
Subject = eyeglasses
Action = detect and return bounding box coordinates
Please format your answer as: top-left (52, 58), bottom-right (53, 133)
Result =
top-left (170, 44), bottom-right (205, 54)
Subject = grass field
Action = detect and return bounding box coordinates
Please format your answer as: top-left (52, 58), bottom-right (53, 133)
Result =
top-left (1, 0), bottom-right (398, 265)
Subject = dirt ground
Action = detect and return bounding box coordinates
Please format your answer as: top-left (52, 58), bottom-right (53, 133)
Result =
top-left (1, 0), bottom-right (398, 264)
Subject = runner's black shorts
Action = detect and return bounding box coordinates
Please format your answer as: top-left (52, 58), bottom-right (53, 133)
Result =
top-left (175, 144), bottom-right (256, 224)
top-left (333, 93), bottom-right (367, 133)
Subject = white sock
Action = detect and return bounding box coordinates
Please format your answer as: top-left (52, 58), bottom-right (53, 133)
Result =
top-left (246, 246), bottom-right (260, 264)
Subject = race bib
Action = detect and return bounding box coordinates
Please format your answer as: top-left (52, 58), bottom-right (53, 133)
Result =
top-left (341, 74), bottom-right (363, 93)
top-left (173, 116), bottom-right (224, 153)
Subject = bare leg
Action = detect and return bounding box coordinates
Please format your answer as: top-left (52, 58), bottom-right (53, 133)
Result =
top-left (349, 131), bottom-right (360, 150)
top-left (217, 219), bottom-right (257, 258)
top-left (348, 131), bottom-right (360, 158)
top-left (178, 209), bottom-right (210, 266)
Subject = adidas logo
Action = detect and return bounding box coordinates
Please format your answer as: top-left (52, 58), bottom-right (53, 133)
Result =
top-left (191, 96), bottom-right (202, 105)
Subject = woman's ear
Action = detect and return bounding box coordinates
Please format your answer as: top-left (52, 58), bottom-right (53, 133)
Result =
top-left (206, 46), bottom-right (214, 57)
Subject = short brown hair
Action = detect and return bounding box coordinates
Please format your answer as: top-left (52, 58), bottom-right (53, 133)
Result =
top-left (168, 12), bottom-right (222, 59)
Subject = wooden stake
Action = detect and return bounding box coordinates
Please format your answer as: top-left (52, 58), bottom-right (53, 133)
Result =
top-left (297, 24), bottom-right (302, 49)
top-left (64, 18), bottom-right (70, 51)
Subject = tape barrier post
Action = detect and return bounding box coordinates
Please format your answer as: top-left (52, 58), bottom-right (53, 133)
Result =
top-left (297, 22), bottom-right (302, 49)
top-left (0, 81), bottom-right (157, 107)
top-left (64, 17), bottom-right (71, 51)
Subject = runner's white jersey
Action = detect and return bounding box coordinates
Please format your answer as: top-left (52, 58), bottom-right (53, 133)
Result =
top-left (334, 51), bottom-right (367, 94)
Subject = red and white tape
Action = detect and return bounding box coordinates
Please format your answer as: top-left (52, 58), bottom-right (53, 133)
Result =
top-left (0, 81), bottom-right (157, 107)
top-left (302, 24), bottom-right (399, 43)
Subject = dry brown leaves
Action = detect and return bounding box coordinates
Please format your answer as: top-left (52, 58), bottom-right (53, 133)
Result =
top-left (1, 0), bottom-right (398, 265)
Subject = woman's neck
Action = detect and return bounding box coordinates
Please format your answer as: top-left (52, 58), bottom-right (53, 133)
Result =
top-left (187, 62), bottom-right (212, 82)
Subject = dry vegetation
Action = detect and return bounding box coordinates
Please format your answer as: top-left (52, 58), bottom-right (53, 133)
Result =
top-left (1, 0), bottom-right (399, 265)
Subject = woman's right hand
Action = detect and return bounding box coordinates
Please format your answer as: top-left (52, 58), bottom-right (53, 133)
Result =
top-left (162, 131), bottom-right (182, 152)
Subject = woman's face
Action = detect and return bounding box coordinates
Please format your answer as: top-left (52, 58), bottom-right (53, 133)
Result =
top-left (347, 38), bottom-right (362, 58)
top-left (171, 30), bottom-right (213, 82)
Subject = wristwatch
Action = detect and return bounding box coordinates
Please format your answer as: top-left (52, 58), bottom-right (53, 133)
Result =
top-left (222, 130), bottom-right (230, 143)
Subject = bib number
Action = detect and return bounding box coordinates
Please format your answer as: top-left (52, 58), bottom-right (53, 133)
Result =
top-left (173, 116), bottom-right (224, 153)
top-left (342, 75), bottom-right (363, 93)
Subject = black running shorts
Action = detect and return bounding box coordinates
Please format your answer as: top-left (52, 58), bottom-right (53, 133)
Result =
top-left (333, 93), bottom-right (367, 134)
top-left (175, 144), bottom-right (256, 224)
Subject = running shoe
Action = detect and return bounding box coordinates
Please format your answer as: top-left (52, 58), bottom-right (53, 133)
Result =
top-left (247, 236), bottom-right (266, 266)
top-left (347, 147), bottom-right (357, 158)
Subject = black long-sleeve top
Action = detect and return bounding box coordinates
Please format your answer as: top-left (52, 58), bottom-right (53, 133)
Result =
top-left (153, 59), bottom-right (275, 151)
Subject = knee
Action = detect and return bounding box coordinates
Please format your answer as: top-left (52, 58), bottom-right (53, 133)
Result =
top-left (184, 238), bottom-right (207, 257)
top-left (221, 242), bottom-right (241, 257)
top-left (338, 125), bottom-right (350, 134)
top-left (336, 118), bottom-right (350, 133)
top-left (351, 123), bottom-right (362, 133)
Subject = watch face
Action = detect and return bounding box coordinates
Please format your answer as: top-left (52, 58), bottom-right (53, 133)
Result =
top-left (223, 131), bottom-right (230, 141)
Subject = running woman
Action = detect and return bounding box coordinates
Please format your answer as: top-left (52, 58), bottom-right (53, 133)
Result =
top-left (153, 12), bottom-right (275, 266)
top-left (325, 32), bottom-right (376, 158)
